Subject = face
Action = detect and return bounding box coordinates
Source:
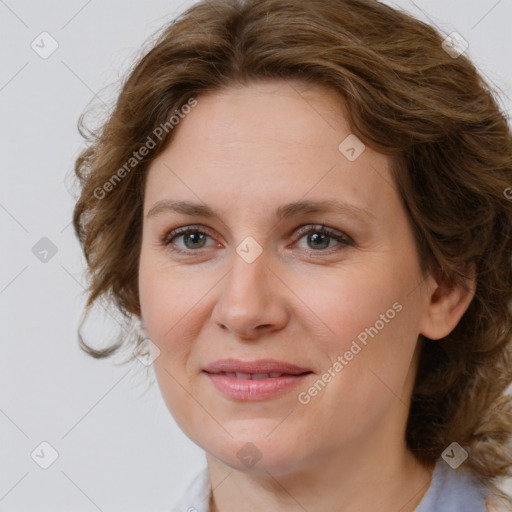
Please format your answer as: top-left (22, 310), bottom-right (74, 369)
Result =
top-left (138, 79), bottom-right (434, 476)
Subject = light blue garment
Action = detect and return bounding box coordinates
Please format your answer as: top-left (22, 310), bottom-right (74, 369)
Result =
top-left (415, 459), bottom-right (488, 512)
top-left (170, 459), bottom-right (488, 512)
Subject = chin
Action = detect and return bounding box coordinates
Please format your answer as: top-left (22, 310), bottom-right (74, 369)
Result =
top-left (195, 421), bottom-right (308, 476)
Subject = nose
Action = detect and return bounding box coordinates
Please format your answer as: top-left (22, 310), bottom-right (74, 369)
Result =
top-left (211, 247), bottom-right (289, 340)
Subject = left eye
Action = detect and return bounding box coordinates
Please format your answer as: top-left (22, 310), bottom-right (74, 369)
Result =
top-left (162, 225), bottom-right (352, 254)
top-left (293, 225), bottom-right (351, 251)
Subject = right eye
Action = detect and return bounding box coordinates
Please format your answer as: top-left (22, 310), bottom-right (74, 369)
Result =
top-left (161, 226), bottom-right (220, 255)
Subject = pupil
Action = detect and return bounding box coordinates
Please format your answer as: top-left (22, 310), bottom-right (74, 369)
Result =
top-left (309, 233), bottom-right (329, 249)
top-left (185, 232), bottom-right (206, 249)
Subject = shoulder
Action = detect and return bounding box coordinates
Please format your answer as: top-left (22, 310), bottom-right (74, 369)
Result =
top-left (416, 460), bottom-right (489, 512)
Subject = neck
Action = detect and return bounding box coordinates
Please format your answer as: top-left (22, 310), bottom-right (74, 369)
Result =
top-left (206, 436), bottom-right (434, 512)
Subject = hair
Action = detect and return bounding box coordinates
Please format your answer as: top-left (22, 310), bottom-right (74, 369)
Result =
top-left (72, 0), bottom-right (512, 505)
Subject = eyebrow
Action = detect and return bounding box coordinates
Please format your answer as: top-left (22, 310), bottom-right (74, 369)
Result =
top-left (146, 199), bottom-right (375, 222)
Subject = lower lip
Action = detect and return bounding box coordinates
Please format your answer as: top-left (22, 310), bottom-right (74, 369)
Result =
top-left (204, 372), bottom-right (312, 401)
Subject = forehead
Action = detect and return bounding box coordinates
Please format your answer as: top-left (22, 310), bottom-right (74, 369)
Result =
top-left (144, 79), bottom-right (397, 220)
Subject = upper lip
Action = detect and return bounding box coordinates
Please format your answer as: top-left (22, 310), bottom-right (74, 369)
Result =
top-left (203, 359), bottom-right (312, 375)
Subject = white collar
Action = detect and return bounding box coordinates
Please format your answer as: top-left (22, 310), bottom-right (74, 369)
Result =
top-left (170, 468), bottom-right (210, 512)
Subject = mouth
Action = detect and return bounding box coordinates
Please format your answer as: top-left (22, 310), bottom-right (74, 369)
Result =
top-left (202, 359), bottom-right (314, 400)
top-left (203, 358), bottom-right (312, 375)
top-left (207, 371), bottom-right (310, 379)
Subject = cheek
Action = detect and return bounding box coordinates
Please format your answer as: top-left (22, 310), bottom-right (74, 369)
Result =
top-left (138, 253), bottom-right (214, 412)
top-left (139, 259), bottom-right (204, 429)
top-left (303, 257), bottom-right (423, 396)
top-left (303, 265), bottom-right (406, 352)
top-left (292, 271), bottom-right (421, 442)
top-left (138, 253), bottom-right (200, 348)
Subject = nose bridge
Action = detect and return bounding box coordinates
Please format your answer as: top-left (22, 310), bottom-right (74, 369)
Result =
top-left (223, 241), bottom-right (270, 311)
top-left (212, 237), bottom-right (288, 336)
top-left (225, 230), bottom-right (270, 292)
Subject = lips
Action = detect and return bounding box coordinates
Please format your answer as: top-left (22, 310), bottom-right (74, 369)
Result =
top-left (215, 371), bottom-right (291, 379)
top-left (202, 359), bottom-right (313, 401)
top-left (203, 358), bottom-right (312, 376)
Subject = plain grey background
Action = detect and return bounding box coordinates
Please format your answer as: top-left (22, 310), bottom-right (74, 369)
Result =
top-left (1, 0), bottom-right (511, 511)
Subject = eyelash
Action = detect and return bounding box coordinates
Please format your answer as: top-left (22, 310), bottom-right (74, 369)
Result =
top-left (160, 224), bottom-right (353, 256)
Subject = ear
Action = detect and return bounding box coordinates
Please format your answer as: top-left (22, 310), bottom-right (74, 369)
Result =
top-left (419, 264), bottom-right (476, 340)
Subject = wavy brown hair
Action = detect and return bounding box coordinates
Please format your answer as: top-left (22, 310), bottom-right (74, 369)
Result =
top-left (72, 0), bottom-right (512, 504)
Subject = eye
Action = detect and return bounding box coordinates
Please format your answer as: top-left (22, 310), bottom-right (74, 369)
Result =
top-left (160, 224), bottom-right (353, 256)
top-left (293, 224), bottom-right (353, 253)
top-left (161, 226), bottom-right (218, 254)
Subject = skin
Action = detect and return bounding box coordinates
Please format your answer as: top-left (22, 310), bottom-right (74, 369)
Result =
top-left (138, 79), bottom-right (475, 512)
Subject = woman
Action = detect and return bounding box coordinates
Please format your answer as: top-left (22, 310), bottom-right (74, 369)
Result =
top-left (72, 0), bottom-right (512, 510)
